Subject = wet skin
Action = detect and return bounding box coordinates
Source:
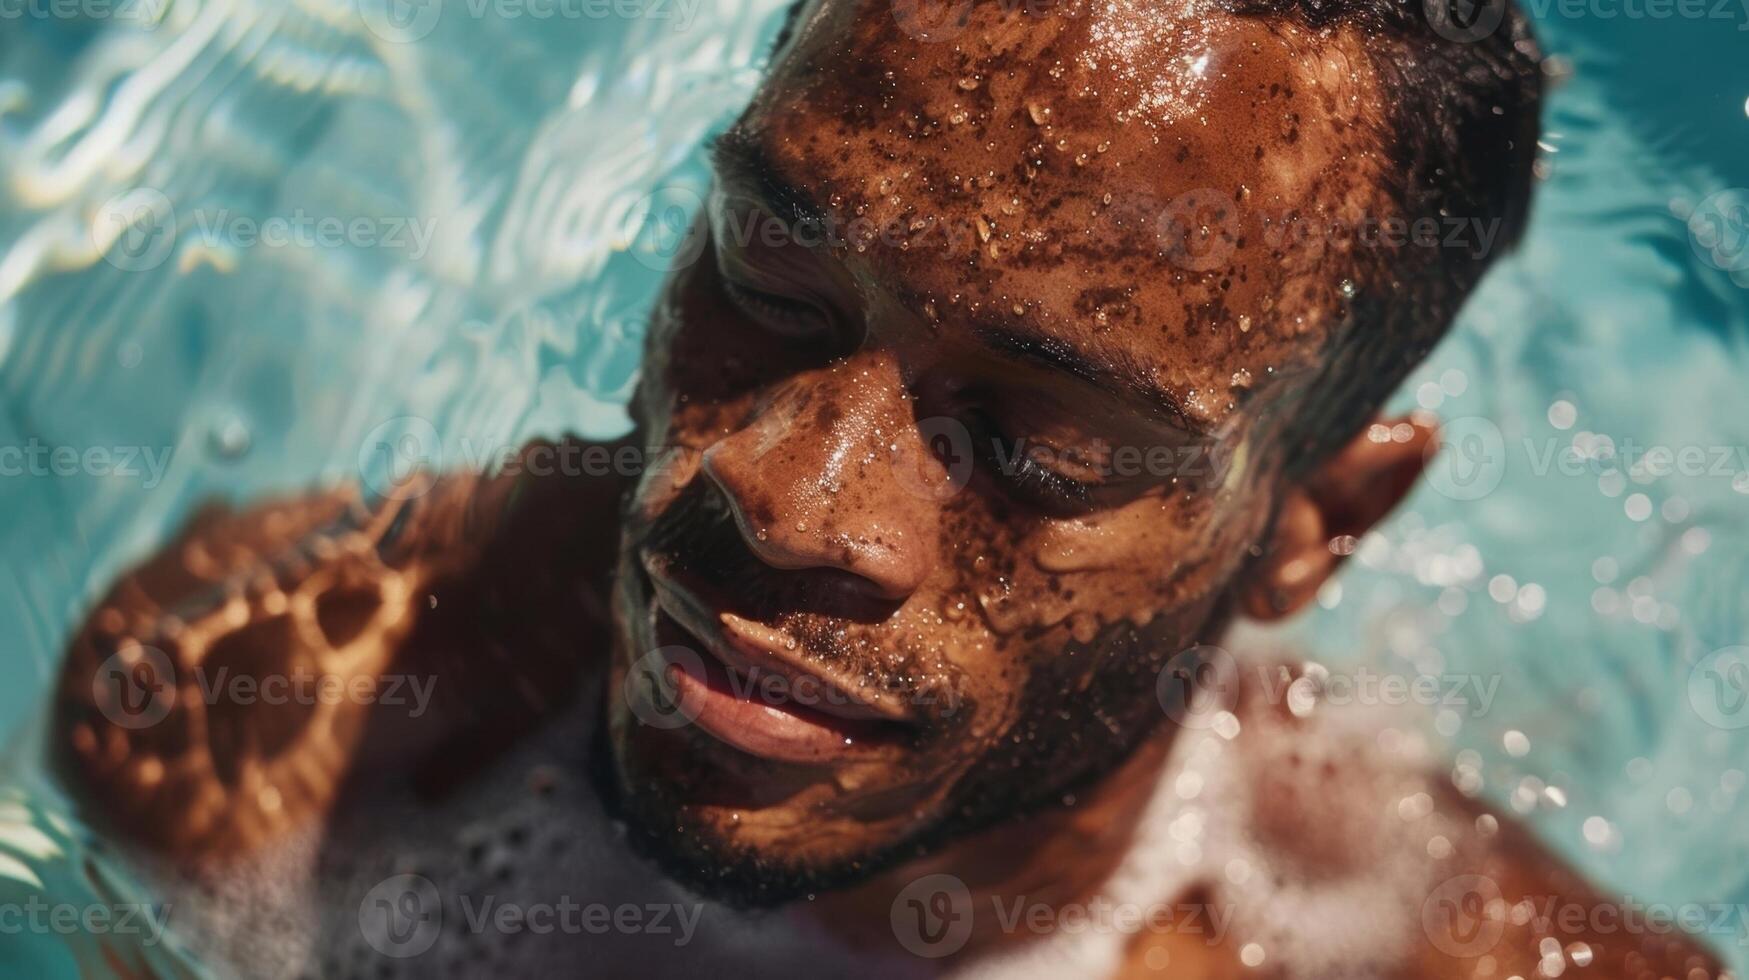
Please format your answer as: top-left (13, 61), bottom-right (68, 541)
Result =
top-left (606, 0), bottom-right (1397, 896)
top-left (43, 0), bottom-right (1733, 975)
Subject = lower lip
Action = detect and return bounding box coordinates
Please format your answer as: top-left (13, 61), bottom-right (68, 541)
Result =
top-left (652, 615), bottom-right (897, 766)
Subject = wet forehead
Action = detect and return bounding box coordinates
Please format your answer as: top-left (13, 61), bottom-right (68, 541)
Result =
top-left (732, 0), bottom-right (1394, 425)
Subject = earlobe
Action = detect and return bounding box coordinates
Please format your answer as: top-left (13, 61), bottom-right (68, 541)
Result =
top-left (1239, 413), bottom-right (1439, 621)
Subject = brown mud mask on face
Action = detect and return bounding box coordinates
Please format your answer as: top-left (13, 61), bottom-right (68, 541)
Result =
top-left (602, 0), bottom-right (1413, 906)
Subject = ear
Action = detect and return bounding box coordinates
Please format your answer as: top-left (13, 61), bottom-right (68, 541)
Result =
top-left (1239, 413), bottom-right (1438, 621)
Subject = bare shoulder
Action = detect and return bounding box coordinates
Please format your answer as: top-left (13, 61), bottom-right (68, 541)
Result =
top-left (53, 479), bottom-right (471, 860)
top-left (51, 437), bottom-right (630, 864)
top-left (1120, 660), bottom-right (1730, 980)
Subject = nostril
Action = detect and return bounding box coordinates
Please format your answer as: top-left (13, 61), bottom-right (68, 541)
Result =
top-left (702, 440), bottom-right (927, 601)
top-left (843, 550), bottom-right (927, 602)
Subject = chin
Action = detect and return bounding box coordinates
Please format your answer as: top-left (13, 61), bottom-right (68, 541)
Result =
top-left (595, 701), bottom-right (950, 909)
top-left (593, 553), bottom-right (986, 907)
top-left (592, 528), bottom-right (1196, 908)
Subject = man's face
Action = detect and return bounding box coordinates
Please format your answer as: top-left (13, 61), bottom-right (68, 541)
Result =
top-left (605, 0), bottom-right (1393, 903)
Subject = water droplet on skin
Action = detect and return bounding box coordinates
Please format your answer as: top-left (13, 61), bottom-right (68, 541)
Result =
top-left (755, 529), bottom-right (769, 542)
top-left (1339, 279), bottom-right (1357, 299)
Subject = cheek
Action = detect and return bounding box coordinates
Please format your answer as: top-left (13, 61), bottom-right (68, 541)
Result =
top-left (944, 485), bottom-right (1265, 650)
top-left (912, 481), bottom-right (1266, 739)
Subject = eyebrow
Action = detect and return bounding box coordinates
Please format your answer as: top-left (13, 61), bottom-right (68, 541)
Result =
top-left (972, 322), bottom-right (1209, 436)
top-left (710, 130), bottom-right (1209, 435)
top-left (708, 126), bottom-right (826, 230)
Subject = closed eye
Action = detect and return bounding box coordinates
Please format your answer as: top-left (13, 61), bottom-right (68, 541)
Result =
top-left (965, 412), bottom-right (1103, 516)
top-left (721, 277), bottom-right (831, 339)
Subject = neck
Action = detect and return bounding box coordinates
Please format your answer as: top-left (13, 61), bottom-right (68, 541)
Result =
top-left (803, 726), bottom-right (1177, 964)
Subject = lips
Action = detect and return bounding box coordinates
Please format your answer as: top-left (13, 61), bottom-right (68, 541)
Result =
top-left (641, 551), bottom-right (914, 765)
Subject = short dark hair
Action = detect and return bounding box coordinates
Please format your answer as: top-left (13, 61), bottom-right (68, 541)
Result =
top-left (764, 0), bottom-right (1543, 476)
top-left (1224, 0), bottom-right (1544, 475)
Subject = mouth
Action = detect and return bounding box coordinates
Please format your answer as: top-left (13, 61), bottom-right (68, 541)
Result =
top-left (640, 551), bottom-right (915, 766)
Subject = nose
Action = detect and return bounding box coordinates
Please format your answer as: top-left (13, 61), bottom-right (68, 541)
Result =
top-left (700, 350), bottom-right (947, 601)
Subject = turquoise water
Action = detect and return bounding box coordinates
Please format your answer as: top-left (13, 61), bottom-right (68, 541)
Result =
top-left (0, 0), bottom-right (1745, 974)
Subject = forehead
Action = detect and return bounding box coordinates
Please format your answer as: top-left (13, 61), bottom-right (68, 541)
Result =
top-left (728, 0), bottom-right (1396, 426)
